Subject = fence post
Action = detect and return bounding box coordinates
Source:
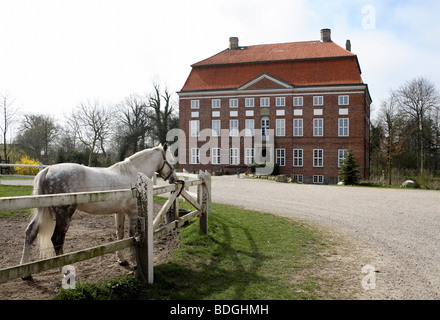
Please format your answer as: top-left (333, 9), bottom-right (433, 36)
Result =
top-left (198, 170), bottom-right (211, 234)
top-left (134, 173), bottom-right (154, 284)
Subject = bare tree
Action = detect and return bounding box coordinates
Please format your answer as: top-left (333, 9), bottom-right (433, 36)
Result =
top-left (115, 94), bottom-right (152, 159)
top-left (70, 100), bottom-right (114, 166)
top-left (14, 113), bottom-right (59, 163)
top-left (377, 97), bottom-right (408, 184)
top-left (393, 77), bottom-right (440, 174)
top-left (147, 83), bottom-right (179, 146)
top-left (0, 92), bottom-right (19, 162)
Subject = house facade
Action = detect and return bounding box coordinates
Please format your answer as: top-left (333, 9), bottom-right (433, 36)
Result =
top-left (177, 29), bottom-right (371, 184)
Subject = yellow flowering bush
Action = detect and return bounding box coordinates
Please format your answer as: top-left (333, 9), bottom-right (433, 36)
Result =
top-left (14, 156), bottom-right (40, 176)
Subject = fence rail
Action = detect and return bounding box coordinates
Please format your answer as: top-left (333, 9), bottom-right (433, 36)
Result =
top-left (0, 171), bottom-right (211, 285)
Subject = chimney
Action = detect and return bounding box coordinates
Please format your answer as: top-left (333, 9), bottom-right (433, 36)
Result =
top-left (320, 28), bottom-right (331, 42)
top-left (229, 37), bottom-right (239, 49)
top-left (346, 39), bottom-right (351, 52)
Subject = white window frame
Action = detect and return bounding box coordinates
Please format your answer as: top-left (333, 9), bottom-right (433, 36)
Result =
top-left (293, 97), bottom-right (304, 107)
top-left (190, 120), bottom-right (200, 137)
top-left (313, 96), bottom-right (324, 106)
top-left (230, 119), bottom-right (239, 137)
top-left (338, 149), bottom-right (348, 168)
top-left (260, 97), bottom-right (270, 107)
top-left (245, 119), bottom-right (254, 136)
top-left (212, 119), bottom-right (221, 137)
top-left (276, 149), bottom-right (285, 167)
top-left (212, 99), bottom-right (221, 108)
top-left (191, 100), bottom-right (200, 109)
top-left (338, 95), bottom-right (349, 106)
top-left (338, 118), bottom-right (349, 137)
top-left (212, 148), bottom-right (221, 165)
top-left (276, 119), bottom-right (285, 137)
top-left (245, 98), bottom-right (255, 108)
top-left (229, 98), bottom-right (238, 108)
top-left (293, 149), bottom-right (303, 167)
top-left (276, 97), bottom-right (285, 107)
top-left (313, 149), bottom-right (323, 167)
top-left (245, 148), bottom-right (254, 165)
top-left (191, 148), bottom-right (200, 164)
top-left (313, 175), bottom-right (324, 184)
top-left (313, 118), bottom-right (323, 137)
top-left (295, 174), bottom-right (304, 183)
top-left (230, 148), bottom-right (239, 165)
top-left (293, 119), bottom-right (303, 137)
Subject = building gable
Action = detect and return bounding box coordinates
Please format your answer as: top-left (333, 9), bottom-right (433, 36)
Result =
top-left (238, 73), bottom-right (293, 91)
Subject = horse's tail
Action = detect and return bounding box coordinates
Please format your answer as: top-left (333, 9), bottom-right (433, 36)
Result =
top-left (33, 168), bottom-right (56, 259)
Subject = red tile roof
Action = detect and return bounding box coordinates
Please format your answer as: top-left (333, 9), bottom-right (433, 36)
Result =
top-left (180, 40), bottom-right (364, 92)
top-left (193, 40), bottom-right (355, 66)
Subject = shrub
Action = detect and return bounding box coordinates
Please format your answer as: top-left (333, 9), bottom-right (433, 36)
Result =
top-left (14, 156), bottom-right (40, 176)
top-left (338, 148), bottom-right (360, 185)
top-left (249, 162), bottom-right (279, 176)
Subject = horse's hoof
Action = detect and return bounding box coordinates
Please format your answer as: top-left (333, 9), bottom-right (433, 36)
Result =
top-left (22, 275), bottom-right (33, 281)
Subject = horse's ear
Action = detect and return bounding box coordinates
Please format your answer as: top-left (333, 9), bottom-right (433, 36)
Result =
top-left (163, 143), bottom-right (168, 152)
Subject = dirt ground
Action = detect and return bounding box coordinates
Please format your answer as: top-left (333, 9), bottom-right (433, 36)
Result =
top-left (0, 202), bottom-right (179, 300)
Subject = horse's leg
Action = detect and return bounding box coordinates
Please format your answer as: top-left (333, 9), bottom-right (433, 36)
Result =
top-left (51, 205), bottom-right (76, 256)
top-left (115, 212), bottom-right (127, 265)
top-left (128, 211), bottom-right (138, 268)
top-left (20, 211), bottom-right (39, 266)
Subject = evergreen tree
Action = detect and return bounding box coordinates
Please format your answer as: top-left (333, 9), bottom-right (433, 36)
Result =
top-left (339, 148), bottom-right (360, 185)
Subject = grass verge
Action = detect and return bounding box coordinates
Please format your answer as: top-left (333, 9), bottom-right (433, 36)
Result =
top-left (53, 201), bottom-right (335, 300)
top-left (0, 185), bottom-right (33, 217)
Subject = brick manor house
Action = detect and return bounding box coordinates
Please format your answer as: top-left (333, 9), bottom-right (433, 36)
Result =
top-left (177, 29), bottom-right (371, 184)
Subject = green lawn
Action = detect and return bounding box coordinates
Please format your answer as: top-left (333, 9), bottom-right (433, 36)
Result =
top-left (54, 200), bottom-right (339, 300)
top-left (0, 185), bottom-right (34, 217)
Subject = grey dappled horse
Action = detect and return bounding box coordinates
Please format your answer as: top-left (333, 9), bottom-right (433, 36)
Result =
top-left (20, 144), bottom-right (176, 277)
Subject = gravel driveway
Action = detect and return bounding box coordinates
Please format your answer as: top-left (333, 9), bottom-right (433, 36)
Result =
top-left (210, 175), bottom-right (440, 300)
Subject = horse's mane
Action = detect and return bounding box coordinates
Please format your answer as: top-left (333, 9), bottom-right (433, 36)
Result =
top-left (109, 158), bottom-right (134, 175)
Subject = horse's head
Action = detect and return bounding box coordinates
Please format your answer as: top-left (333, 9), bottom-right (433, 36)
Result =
top-left (157, 143), bottom-right (177, 184)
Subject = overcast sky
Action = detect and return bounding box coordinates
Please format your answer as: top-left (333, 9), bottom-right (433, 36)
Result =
top-left (0, 0), bottom-right (439, 126)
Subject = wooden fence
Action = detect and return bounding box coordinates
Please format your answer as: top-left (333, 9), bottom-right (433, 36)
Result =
top-left (0, 171), bottom-right (211, 285)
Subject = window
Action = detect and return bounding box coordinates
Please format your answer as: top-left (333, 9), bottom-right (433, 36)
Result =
top-left (191, 100), bottom-right (200, 109)
top-left (313, 149), bottom-right (323, 167)
top-left (313, 118), bottom-right (323, 137)
top-left (338, 95), bottom-right (349, 106)
top-left (212, 99), bottom-right (221, 108)
top-left (191, 148), bottom-right (200, 164)
top-left (212, 148), bottom-right (221, 165)
top-left (295, 174), bottom-right (304, 183)
top-left (230, 119), bottom-right (239, 136)
top-left (276, 119), bottom-right (285, 136)
top-left (245, 148), bottom-right (254, 165)
top-left (293, 149), bottom-right (303, 167)
top-left (230, 148), bottom-right (239, 165)
top-left (313, 175), bottom-right (324, 184)
top-left (229, 99), bottom-right (238, 108)
top-left (245, 119), bottom-right (254, 136)
top-left (338, 149), bottom-right (348, 168)
top-left (293, 97), bottom-right (303, 107)
top-left (276, 97), bottom-right (285, 107)
top-left (190, 120), bottom-right (200, 137)
top-left (313, 96), bottom-right (324, 106)
top-left (293, 119), bottom-right (303, 137)
top-left (245, 98), bottom-right (254, 107)
top-left (338, 118), bottom-right (349, 137)
top-left (260, 97), bottom-right (270, 107)
top-left (261, 117), bottom-right (270, 137)
top-left (276, 149), bottom-right (285, 167)
top-left (212, 120), bottom-right (221, 137)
